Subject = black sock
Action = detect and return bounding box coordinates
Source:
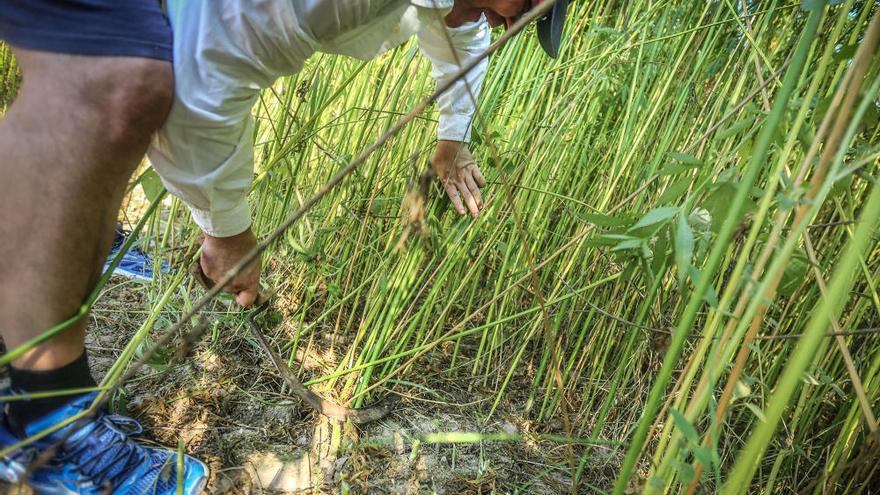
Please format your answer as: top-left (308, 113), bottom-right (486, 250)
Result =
top-left (6, 351), bottom-right (97, 437)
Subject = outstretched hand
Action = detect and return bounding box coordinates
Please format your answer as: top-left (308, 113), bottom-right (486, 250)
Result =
top-left (200, 228), bottom-right (261, 307)
top-left (432, 140), bottom-right (487, 218)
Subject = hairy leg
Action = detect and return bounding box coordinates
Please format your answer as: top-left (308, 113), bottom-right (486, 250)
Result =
top-left (0, 48), bottom-right (172, 371)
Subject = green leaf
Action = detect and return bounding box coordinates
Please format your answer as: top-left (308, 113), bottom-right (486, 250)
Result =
top-left (661, 152), bottom-right (703, 175)
top-left (737, 137), bottom-right (754, 164)
top-left (628, 206), bottom-right (679, 232)
top-left (578, 212), bottom-right (629, 228)
top-left (688, 208), bottom-right (712, 233)
top-left (583, 236), bottom-right (618, 248)
top-left (745, 402), bottom-right (767, 422)
top-left (370, 196), bottom-right (388, 216)
top-left (689, 266), bottom-right (719, 307)
top-left (705, 284), bottom-right (719, 308)
top-left (833, 44), bottom-right (858, 61)
top-left (814, 95), bottom-right (834, 122)
top-left (602, 233), bottom-right (638, 241)
top-left (612, 238), bottom-right (643, 252)
top-left (668, 151), bottom-right (703, 166)
top-left (140, 168), bottom-right (165, 204)
top-left (776, 192), bottom-right (797, 211)
top-left (675, 214), bottom-right (695, 286)
top-left (661, 163), bottom-right (697, 176)
top-left (328, 283), bottom-right (342, 298)
top-left (702, 182), bottom-right (755, 234)
top-left (797, 123), bottom-right (815, 152)
top-left (676, 460), bottom-right (696, 483)
top-left (693, 446), bottom-right (714, 469)
top-left (702, 183), bottom-right (735, 226)
top-left (714, 115), bottom-right (757, 142)
top-left (651, 226), bottom-right (673, 274)
top-left (670, 408), bottom-right (699, 445)
top-left (657, 176), bottom-right (693, 204)
top-left (801, 372), bottom-right (820, 386)
top-left (136, 338), bottom-right (172, 371)
top-left (649, 476), bottom-right (666, 489)
top-left (732, 380), bottom-right (752, 403)
top-left (779, 249), bottom-right (809, 296)
top-left (702, 57), bottom-right (725, 81)
top-left (641, 242), bottom-right (653, 260)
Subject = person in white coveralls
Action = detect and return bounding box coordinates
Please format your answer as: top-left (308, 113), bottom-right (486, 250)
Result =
top-left (153, 0), bottom-right (569, 308)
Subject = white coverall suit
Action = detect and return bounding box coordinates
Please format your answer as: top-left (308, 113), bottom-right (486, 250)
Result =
top-left (148, 0), bottom-right (490, 238)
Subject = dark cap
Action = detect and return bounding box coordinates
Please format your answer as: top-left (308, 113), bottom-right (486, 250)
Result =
top-left (536, 0), bottom-right (568, 58)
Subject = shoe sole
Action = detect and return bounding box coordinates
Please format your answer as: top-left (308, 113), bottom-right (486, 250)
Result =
top-left (26, 463), bottom-right (209, 495)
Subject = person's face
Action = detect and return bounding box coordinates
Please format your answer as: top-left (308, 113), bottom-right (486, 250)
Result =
top-left (446, 0), bottom-right (531, 28)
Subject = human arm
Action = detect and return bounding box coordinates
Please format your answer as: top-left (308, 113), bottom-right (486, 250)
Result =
top-left (148, 110), bottom-right (261, 307)
top-left (416, 10), bottom-right (491, 217)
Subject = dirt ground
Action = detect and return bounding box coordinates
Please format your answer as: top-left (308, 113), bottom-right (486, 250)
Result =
top-left (75, 276), bottom-right (623, 494)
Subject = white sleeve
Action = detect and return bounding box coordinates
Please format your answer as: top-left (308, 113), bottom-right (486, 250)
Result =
top-left (146, 0), bottom-right (261, 239)
top-left (416, 12), bottom-right (490, 143)
top-left (149, 114), bottom-right (255, 238)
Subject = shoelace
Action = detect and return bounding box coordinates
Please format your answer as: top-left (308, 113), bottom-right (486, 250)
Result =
top-left (106, 414), bottom-right (143, 437)
top-left (53, 412), bottom-right (157, 488)
top-left (109, 228), bottom-right (129, 251)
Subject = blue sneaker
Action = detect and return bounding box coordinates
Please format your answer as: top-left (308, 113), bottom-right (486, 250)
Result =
top-left (104, 226), bottom-right (168, 282)
top-left (0, 391), bottom-right (208, 494)
top-left (0, 415), bottom-right (34, 484)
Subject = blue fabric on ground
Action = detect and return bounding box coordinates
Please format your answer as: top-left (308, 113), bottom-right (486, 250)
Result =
top-left (0, 0), bottom-right (172, 61)
top-left (104, 226), bottom-right (168, 282)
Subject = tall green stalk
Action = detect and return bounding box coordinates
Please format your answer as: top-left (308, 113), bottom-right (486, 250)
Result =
top-left (611, 6), bottom-right (824, 493)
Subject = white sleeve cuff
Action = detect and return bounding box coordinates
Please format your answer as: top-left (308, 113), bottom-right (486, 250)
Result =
top-left (187, 199), bottom-right (252, 238)
top-left (438, 113), bottom-right (473, 142)
top-left (410, 0), bottom-right (454, 10)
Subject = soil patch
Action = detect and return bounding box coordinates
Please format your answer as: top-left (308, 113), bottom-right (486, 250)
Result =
top-left (76, 275), bottom-right (623, 494)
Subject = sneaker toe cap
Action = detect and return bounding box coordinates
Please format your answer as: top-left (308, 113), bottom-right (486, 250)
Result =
top-left (183, 456), bottom-right (209, 495)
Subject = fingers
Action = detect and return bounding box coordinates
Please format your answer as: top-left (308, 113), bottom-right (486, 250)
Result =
top-left (199, 229), bottom-right (262, 308)
top-left (471, 165), bottom-right (487, 187)
top-left (232, 262), bottom-right (262, 307)
top-left (236, 288), bottom-right (259, 307)
top-left (446, 177), bottom-right (479, 218)
top-left (458, 179), bottom-right (479, 218)
top-left (444, 166), bottom-right (486, 218)
top-left (444, 180), bottom-right (466, 215)
top-left (227, 272), bottom-right (260, 307)
top-left (208, 260), bottom-right (260, 308)
top-left (436, 143), bottom-right (487, 218)
top-left (464, 173), bottom-right (482, 209)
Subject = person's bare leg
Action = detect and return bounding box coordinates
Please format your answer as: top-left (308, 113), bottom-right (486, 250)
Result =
top-left (0, 48), bottom-right (172, 371)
